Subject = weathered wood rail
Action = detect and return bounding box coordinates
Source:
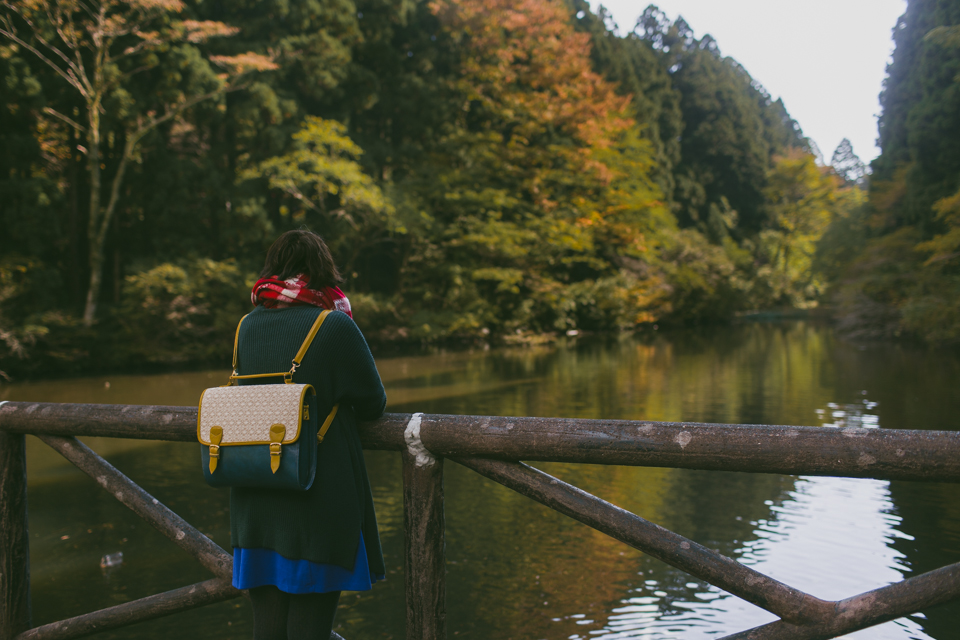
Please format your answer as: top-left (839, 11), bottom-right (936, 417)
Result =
top-left (1, 400), bottom-right (959, 640)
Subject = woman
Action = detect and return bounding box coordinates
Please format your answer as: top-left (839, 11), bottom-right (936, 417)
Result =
top-left (231, 230), bottom-right (386, 640)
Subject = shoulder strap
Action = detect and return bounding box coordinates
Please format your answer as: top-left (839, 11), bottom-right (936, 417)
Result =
top-left (285, 309), bottom-right (331, 382)
top-left (230, 309), bottom-right (333, 384)
top-left (318, 403), bottom-right (339, 443)
top-left (292, 310), bottom-right (331, 371)
top-left (232, 314), bottom-right (250, 373)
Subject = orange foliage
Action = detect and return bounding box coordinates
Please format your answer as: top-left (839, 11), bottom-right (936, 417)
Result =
top-left (431, 0), bottom-right (632, 151)
top-left (178, 20), bottom-right (240, 43)
top-left (210, 52), bottom-right (279, 74)
top-left (423, 0), bottom-right (669, 328)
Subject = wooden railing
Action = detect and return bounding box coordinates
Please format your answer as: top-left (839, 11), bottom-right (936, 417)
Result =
top-left (1, 401), bottom-right (959, 640)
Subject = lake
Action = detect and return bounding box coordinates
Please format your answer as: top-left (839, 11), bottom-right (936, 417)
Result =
top-left (2, 320), bottom-right (958, 639)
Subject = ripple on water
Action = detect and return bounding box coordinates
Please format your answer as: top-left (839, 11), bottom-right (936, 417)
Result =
top-left (581, 472), bottom-right (931, 639)
top-left (8, 323), bottom-right (959, 639)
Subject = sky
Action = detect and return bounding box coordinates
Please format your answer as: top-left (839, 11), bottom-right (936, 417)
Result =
top-left (588, 0), bottom-right (908, 163)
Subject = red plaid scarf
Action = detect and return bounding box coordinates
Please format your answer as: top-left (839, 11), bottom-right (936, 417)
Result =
top-left (251, 275), bottom-right (353, 318)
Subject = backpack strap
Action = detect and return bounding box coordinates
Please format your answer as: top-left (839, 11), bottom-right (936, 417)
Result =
top-left (290, 310), bottom-right (331, 379)
top-left (231, 313), bottom-right (250, 375)
top-left (317, 403), bottom-right (339, 443)
top-left (230, 310), bottom-right (333, 384)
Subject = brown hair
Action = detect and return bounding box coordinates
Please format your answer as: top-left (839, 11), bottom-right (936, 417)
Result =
top-left (259, 230), bottom-right (343, 289)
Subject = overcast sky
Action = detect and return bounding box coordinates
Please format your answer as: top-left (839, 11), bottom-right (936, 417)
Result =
top-left (588, 0), bottom-right (907, 163)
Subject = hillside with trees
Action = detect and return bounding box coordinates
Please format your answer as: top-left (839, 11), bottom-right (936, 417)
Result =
top-left (828, 0), bottom-right (960, 342)
top-left (0, 0), bottom-right (874, 377)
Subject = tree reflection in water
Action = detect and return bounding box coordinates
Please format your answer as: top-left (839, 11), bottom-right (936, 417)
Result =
top-left (6, 321), bottom-right (959, 639)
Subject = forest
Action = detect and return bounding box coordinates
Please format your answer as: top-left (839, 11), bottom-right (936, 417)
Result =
top-left (1, 0), bottom-right (959, 378)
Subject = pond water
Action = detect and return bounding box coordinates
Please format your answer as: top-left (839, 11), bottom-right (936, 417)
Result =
top-left (2, 320), bottom-right (959, 639)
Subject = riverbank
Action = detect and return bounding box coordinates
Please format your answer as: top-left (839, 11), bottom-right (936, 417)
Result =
top-left (0, 308), bottom-right (841, 384)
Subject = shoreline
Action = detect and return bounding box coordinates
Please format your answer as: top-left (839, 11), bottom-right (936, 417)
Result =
top-left (0, 312), bottom-right (842, 386)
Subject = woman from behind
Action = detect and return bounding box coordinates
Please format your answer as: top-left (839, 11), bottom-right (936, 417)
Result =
top-left (231, 229), bottom-right (386, 640)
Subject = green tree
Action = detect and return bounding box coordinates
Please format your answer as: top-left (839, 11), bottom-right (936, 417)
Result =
top-left (901, 187), bottom-right (960, 342)
top-left (570, 0), bottom-right (683, 201)
top-left (830, 138), bottom-right (868, 187)
top-left (374, 0), bottom-right (671, 338)
top-left (117, 257), bottom-right (250, 362)
top-left (633, 8), bottom-right (807, 236)
top-left (0, 36), bottom-right (73, 304)
top-left (0, 259), bottom-right (53, 380)
top-left (832, 0), bottom-right (960, 343)
top-left (755, 151), bottom-right (848, 307)
top-left (241, 115), bottom-right (392, 275)
top-left (1, 0), bottom-right (276, 324)
top-left (97, 0), bottom-right (365, 290)
top-left (872, 0), bottom-right (960, 233)
top-left (1, 0), bottom-right (866, 374)
top-left (925, 24), bottom-right (960, 50)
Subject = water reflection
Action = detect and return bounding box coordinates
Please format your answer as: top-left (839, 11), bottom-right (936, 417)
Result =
top-left (552, 399), bottom-right (935, 639)
top-left (533, 474), bottom-right (930, 640)
top-left (3, 321), bottom-right (959, 639)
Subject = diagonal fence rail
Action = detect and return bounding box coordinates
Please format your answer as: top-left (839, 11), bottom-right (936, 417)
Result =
top-left (1, 401), bottom-right (959, 639)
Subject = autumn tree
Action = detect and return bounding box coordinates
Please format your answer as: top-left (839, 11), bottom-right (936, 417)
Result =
top-left (406, 0), bottom-right (668, 336)
top-left (0, 0), bottom-right (276, 324)
top-left (2, 0), bottom-right (889, 374)
top-left (755, 151), bottom-right (848, 306)
top-left (569, 0), bottom-right (683, 202)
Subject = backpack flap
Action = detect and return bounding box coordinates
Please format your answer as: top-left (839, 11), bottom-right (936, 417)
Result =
top-left (198, 384), bottom-right (319, 490)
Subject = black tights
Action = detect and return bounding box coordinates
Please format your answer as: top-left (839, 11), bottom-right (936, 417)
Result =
top-left (249, 586), bottom-right (341, 640)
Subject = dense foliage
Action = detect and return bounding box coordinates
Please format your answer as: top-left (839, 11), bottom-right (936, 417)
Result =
top-left (0, 0), bottom-right (866, 377)
top-left (830, 0), bottom-right (960, 343)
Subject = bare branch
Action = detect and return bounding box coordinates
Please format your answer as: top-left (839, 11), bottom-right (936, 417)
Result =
top-left (96, 136), bottom-right (136, 250)
top-left (2, 1), bottom-right (98, 98)
top-left (42, 107), bottom-right (87, 133)
top-left (114, 37), bottom-right (156, 60)
top-left (0, 26), bottom-right (89, 97)
top-left (287, 188), bottom-right (322, 212)
top-left (117, 62), bottom-right (155, 82)
top-left (76, 0), bottom-right (100, 23)
top-left (43, 2), bottom-right (94, 94)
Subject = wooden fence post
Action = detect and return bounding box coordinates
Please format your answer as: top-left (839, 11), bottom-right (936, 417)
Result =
top-left (0, 421), bottom-right (32, 640)
top-left (402, 421), bottom-right (446, 640)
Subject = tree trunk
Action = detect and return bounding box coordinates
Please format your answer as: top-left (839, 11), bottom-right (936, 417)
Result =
top-left (67, 132), bottom-right (82, 311)
top-left (82, 109), bottom-right (102, 326)
top-left (113, 213), bottom-right (121, 304)
top-left (83, 252), bottom-right (104, 326)
top-left (83, 120), bottom-right (134, 325)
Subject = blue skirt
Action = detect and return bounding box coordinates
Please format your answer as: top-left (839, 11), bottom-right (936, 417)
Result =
top-left (233, 532), bottom-right (385, 594)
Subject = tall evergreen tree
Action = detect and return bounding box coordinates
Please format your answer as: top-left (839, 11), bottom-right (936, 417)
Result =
top-left (569, 0), bottom-right (683, 202)
top-left (873, 0), bottom-right (960, 232)
top-left (831, 0), bottom-right (960, 344)
top-left (636, 7), bottom-right (808, 235)
top-left (831, 138), bottom-right (868, 187)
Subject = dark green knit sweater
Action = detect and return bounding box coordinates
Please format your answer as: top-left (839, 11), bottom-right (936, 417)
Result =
top-left (230, 305), bottom-right (386, 574)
